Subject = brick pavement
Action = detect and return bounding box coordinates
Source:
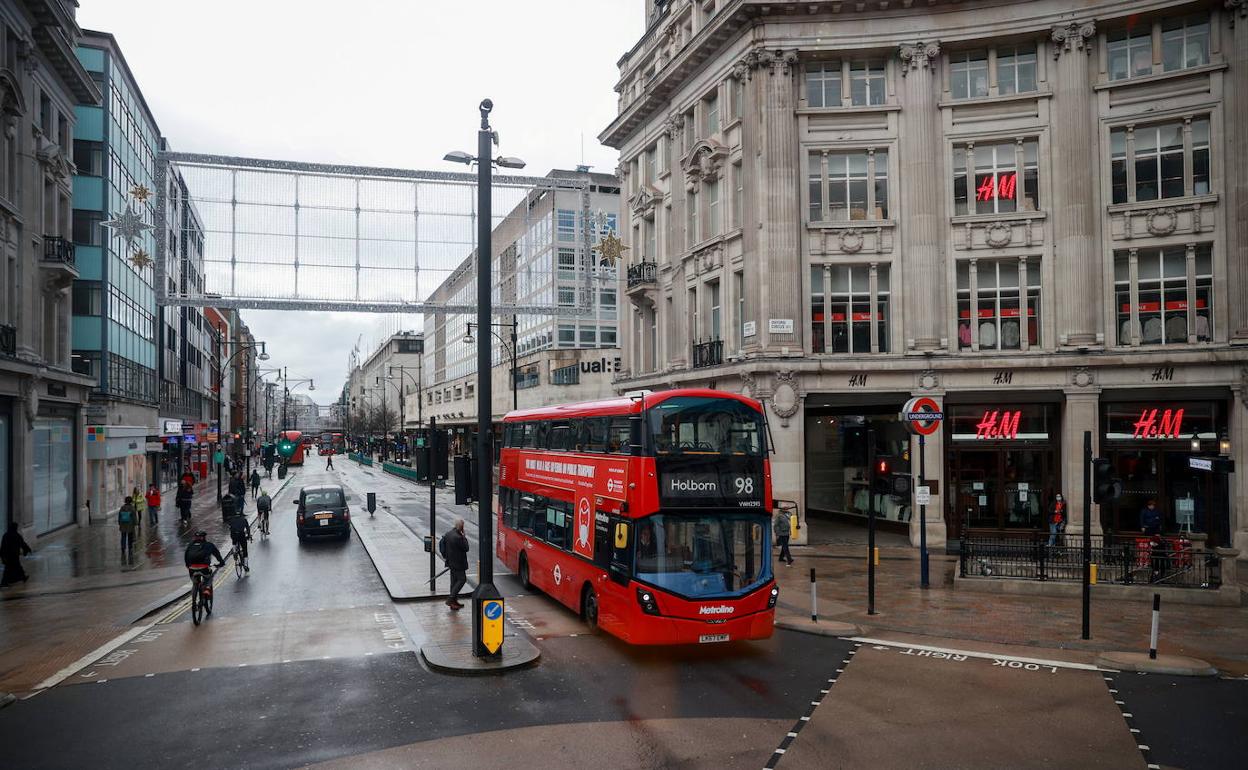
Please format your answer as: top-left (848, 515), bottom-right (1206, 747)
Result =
top-left (774, 522), bottom-right (1248, 676)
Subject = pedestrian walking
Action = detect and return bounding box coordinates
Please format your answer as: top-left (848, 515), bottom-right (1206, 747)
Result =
top-left (176, 480), bottom-right (194, 526)
top-left (326, 451), bottom-right (334, 470)
top-left (773, 507), bottom-right (795, 566)
top-left (180, 469), bottom-right (196, 489)
top-left (229, 473), bottom-right (247, 517)
top-left (249, 469), bottom-right (261, 497)
top-left (440, 518), bottom-right (470, 610)
top-left (118, 499), bottom-right (139, 562)
top-left (1, 522), bottom-right (32, 587)
top-left (1047, 493), bottom-right (1066, 547)
top-left (1140, 499), bottom-right (1163, 536)
top-left (130, 487), bottom-right (145, 536)
top-left (145, 483), bottom-right (162, 526)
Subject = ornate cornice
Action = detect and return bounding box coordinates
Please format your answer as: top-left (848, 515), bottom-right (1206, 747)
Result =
top-left (1051, 21), bottom-right (1096, 58)
top-left (899, 41), bottom-right (940, 75)
top-left (661, 112), bottom-right (684, 139)
top-left (682, 138), bottom-right (729, 188)
top-left (1228, 1), bottom-right (1246, 26)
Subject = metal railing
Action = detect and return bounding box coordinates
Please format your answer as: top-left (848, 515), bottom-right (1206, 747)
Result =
top-left (691, 338), bottom-right (724, 368)
top-left (959, 532), bottom-right (1220, 589)
top-left (0, 323), bottom-right (14, 357)
top-left (43, 236), bottom-right (75, 266)
top-left (626, 260), bottom-right (657, 288)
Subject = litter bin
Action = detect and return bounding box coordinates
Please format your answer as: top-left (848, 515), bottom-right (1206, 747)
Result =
top-left (277, 464), bottom-right (288, 480)
top-left (220, 492), bottom-right (236, 523)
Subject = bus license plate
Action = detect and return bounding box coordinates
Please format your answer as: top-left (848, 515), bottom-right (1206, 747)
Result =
top-left (319, 519), bottom-right (329, 527)
top-left (699, 633), bottom-right (730, 644)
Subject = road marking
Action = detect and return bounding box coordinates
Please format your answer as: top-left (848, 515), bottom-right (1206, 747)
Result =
top-left (30, 624), bottom-right (153, 693)
top-left (764, 641), bottom-right (859, 769)
top-left (849, 636), bottom-right (1102, 671)
top-left (191, 668), bottom-right (200, 672)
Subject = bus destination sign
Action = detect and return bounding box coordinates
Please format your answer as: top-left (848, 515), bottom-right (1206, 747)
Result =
top-left (661, 472), bottom-right (764, 508)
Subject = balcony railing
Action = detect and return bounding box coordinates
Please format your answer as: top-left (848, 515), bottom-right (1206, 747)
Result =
top-left (626, 260), bottom-right (657, 288)
top-left (43, 236), bottom-right (75, 266)
top-left (0, 323), bottom-right (15, 357)
top-left (691, 338), bottom-right (724, 369)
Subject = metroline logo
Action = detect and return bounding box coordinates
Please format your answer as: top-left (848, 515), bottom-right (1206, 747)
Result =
top-left (698, 605), bottom-right (735, 615)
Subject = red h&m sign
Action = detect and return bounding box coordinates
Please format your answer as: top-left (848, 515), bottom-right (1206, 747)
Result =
top-left (976, 410), bottom-right (1021, 440)
top-left (976, 172), bottom-right (1018, 202)
top-left (1132, 408), bottom-right (1184, 439)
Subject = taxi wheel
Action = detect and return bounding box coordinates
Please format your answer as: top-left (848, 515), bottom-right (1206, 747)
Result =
top-left (581, 586), bottom-right (600, 634)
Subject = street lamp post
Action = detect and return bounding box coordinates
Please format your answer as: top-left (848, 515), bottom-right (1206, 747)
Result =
top-left (377, 376), bottom-right (406, 461)
top-left (389, 360), bottom-right (424, 436)
top-left (445, 98), bottom-right (524, 659)
top-left (464, 315), bottom-right (518, 414)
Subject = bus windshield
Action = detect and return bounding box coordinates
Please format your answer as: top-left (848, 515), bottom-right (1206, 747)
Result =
top-left (648, 396), bottom-right (765, 456)
top-left (634, 513), bottom-right (771, 599)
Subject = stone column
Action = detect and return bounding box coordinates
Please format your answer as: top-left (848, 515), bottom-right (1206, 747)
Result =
top-left (1226, 2), bottom-right (1248, 340)
top-left (1230, 379), bottom-right (1248, 553)
top-left (897, 41), bottom-right (946, 351)
top-left (664, 114), bottom-right (689, 366)
top-left (731, 55), bottom-right (761, 353)
top-left (752, 48), bottom-right (802, 352)
top-left (1062, 388), bottom-right (1103, 536)
top-left (1049, 21), bottom-right (1101, 347)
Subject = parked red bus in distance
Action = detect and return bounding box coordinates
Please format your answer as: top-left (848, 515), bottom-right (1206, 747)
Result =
top-left (279, 430), bottom-right (305, 466)
top-left (498, 388), bottom-right (777, 645)
top-left (318, 432), bottom-right (344, 455)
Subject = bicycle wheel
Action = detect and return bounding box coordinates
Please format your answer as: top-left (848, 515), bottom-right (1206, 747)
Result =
top-left (204, 583), bottom-right (213, 616)
top-left (234, 547), bottom-right (244, 579)
top-left (191, 576), bottom-right (203, 626)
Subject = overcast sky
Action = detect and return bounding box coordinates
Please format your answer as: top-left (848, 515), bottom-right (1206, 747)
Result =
top-left (78, 0), bottom-right (641, 401)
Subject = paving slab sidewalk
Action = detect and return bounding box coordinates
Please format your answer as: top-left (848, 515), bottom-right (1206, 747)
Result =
top-left (774, 532), bottom-right (1248, 676)
top-left (351, 509), bottom-right (476, 601)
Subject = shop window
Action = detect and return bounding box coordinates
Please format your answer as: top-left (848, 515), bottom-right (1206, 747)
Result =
top-left (808, 149), bottom-right (889, 223)
top-left (956, 258), bottom-right (1041, 351)
top-left (1108, 15), bottom-right (1208, 81)
top-left (1114, 244), bottom-right (1212, 346)
top-left (1110, 118), bottom-right (1209, 204)
top-left (953, 139), bottom-right (1039, 215)
top-left (803, 410), bottom-right (911, 523)
top-left (811, 264), bottom-right (889, 354)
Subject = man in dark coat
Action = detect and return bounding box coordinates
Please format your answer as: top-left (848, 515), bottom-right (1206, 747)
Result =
top-left (1, 522), bottom-right (32, 587)
top-left (441, 518), bottom-right (470, 610)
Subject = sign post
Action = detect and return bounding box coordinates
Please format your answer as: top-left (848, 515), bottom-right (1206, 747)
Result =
top-left (902, 397), bottom-right (944, 589)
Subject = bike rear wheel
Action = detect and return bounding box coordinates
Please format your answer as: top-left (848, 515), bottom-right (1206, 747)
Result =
top-left (234, 547), bottom-right (244, 579)
top-left (190, 576), bottom-right (203, 625)
top-left (204, 583), bottom-right (213, 615)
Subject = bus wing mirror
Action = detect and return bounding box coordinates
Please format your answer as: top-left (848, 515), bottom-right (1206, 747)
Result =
top-left (614, 522), bottom-right (629, 548)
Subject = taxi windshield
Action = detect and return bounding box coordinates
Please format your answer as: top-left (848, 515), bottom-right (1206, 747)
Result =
top-left (648, 396), bottom-right (765, 456)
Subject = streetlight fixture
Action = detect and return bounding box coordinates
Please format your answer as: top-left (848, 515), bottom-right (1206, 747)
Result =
top-left (445, 97), bottom-right (521, 659)
top-left (212, 327), bottom-right (268, 500)
top-left (463, 318), bottom-right (518, 413)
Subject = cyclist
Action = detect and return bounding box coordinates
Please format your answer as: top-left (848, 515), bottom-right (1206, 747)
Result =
top-left (183, 530), bottom-right (225, 587)
top-left (227, 510), bottom-right (252, 572)
top-left (256, 489), bottom-right (272, 534)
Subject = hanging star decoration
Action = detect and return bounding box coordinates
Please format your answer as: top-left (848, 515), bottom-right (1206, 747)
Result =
top-left (129, 248), bottom-right (152, 270)
top-left (593, 230), bottom-right (628, 267)
top-left (129, 184), bottom-right (151, 202)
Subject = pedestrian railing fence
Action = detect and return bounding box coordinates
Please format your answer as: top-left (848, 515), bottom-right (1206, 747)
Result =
top-left (349, 452), bottom-right (373, 467)
top-left (959, 532), bottom-right (1220, 589)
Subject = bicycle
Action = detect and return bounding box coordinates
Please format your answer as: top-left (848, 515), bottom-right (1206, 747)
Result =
top-left (257, 508), bottom-right (271, 538)
top-left (189, 565), bottom-right (216, 626)
top-left (230, 540), bottom-right (249, 578)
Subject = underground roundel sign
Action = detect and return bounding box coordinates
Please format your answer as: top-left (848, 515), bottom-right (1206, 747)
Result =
top-left (902, 396), bottom-right (944, 436)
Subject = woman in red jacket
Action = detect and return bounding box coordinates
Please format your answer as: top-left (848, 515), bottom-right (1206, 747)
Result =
top-left (145, 483), bottom-right (162, 526)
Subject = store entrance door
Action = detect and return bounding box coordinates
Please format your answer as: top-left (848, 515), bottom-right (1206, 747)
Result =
top-left (1107, 448), bottom-right (1215, 542)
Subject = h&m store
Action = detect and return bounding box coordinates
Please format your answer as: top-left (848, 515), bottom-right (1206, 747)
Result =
top-left (800, 361), bottom-right (1246, 551)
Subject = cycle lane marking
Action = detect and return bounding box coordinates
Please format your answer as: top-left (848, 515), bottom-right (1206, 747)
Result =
top-left (763, 640), bottom-right (860, 769)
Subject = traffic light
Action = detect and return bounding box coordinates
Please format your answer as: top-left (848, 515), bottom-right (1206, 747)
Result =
top-left (277, 437), bottom-right (296, 458)
top-left (1092, 458), bottom-right (1122, 504)
top-left (872, 458), bottom-right (891, 494)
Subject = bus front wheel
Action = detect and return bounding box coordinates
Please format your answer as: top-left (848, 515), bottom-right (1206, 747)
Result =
top-left (518, 554), bottom-right (533, 591)
top-left (581, 586), bottom-right (600, 634)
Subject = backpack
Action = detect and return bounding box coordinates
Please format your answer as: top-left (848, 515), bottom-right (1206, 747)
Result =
top-left (438, 533), bottom-right (449, 560)
top-left (118, 506), bottom-right (134, 525)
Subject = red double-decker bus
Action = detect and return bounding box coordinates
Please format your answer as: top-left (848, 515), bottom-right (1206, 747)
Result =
top-left (278, 430), bottom-right (305, 466)
top-left (497, 389), bottom-right (777, 645)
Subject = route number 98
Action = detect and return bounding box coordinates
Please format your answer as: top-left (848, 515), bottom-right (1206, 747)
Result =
top-left (734, 477), bottom-right (755, 495)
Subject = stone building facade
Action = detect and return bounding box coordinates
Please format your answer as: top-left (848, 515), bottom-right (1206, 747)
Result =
top-left (602, 0), bottom-right (1248, 552)
top-left (0, 0), bottom-right (99, 540)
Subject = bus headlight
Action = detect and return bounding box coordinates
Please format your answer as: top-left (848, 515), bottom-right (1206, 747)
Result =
top-left (768, 585), bottom-right (779, 608)
top-left (636, 587), bottom-right (660, 616)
